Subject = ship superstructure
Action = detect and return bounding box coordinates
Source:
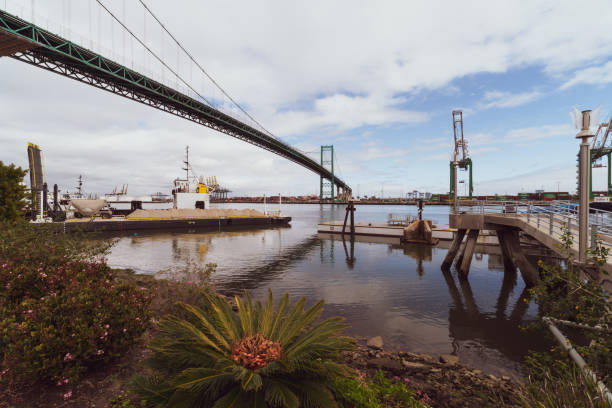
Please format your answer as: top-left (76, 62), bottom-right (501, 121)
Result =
top-left (172, 146), bottom-right (211, 209)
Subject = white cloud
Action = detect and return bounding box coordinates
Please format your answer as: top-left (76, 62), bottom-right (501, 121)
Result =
top-left (560, 60), bottom-right (612, 90)
top-left (270, 94), bottom-right (429, 136)
top-left (8, 1), bottom-right (612, 134)
top-left (479, 90), bottom-right (543, 109)
top-left (477, 165), bottom-right (577, 195)
top-left (503, 124), bottom-right (573, 142)
top-left (468, 124), bottom-right (573, 148)
top-left (3, 1), bottom-right (612, 196)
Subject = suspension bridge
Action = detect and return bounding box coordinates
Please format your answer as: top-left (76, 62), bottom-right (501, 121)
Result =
top-left (0, 3), bottom-right (350, 199)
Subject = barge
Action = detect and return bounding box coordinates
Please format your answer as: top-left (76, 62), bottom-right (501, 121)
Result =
top-left (62, 212), bottom-right (291, 233)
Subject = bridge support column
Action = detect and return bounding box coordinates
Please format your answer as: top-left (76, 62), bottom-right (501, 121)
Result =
top-left (496, 230), bottom-right (517, 272)
top-left (441, 229), bottom-right (466, 270)
top-left (458, 229), bottom-right (479, 278)
top-left (497, 229), bottom-right (539, 287)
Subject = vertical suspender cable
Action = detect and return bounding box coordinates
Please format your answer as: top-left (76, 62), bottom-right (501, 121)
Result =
top-left (137, 0), bottom-right (275, 138)
top-left (88, 0), bottom-right (92, 49)
top-left (122, 0), bottom-right (125, 63)
top-left (97, 0), bottom-right (100, 49)
top-left (142, 6), bottom-right (146, 72)
top-left (94, 0), bottom-right (213, 106)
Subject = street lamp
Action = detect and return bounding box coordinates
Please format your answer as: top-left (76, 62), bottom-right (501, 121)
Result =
top-left (575, 110), bottom-right (595, 263)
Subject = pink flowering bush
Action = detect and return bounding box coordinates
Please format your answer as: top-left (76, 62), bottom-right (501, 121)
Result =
top-left (0, 222), bottom-right (151, 391)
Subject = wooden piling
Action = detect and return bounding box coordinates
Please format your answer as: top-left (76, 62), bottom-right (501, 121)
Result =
top-left (496, 230), bottom-right (517, 272)
top-left (350, 202), bottom-right (355, 236)
top-left (342, 205), bottom-right (350, 235)
top-left (441, 228), bottom-right (466, 270)
top-left (498, 229), bottom-right (539, 287)
top-left (342, 201), bottom-right (356, 236)
top-left (458, 229), bottom-right (479, 278)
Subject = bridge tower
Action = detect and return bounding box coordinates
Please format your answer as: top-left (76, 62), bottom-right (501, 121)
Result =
top-left (320, 145), bottom-right (335, 200)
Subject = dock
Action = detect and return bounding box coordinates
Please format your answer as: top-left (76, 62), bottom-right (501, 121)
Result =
top-left (317, 221), bottom-right (499, 245)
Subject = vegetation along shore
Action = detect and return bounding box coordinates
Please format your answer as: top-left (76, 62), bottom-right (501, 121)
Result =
top-left (1, 161), bottom-right (611, 407)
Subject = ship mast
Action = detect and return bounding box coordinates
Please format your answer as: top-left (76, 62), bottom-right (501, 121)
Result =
top-left (76, 175), bottom-right (83, 198)
top-left (182, 146), bottom-right (190, 182)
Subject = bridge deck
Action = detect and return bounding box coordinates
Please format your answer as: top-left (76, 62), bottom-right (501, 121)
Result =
top-left (0, 8), bottom-right (350, 194)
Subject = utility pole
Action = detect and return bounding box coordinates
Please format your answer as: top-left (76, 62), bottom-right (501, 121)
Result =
top-left (577, 110), bottom-right (595, 263)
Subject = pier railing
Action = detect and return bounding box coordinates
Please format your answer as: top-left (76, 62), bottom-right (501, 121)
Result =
top-left (387, 213), bottom-right (417, 226)
top-left (456, 200), bottom-right (612, 246)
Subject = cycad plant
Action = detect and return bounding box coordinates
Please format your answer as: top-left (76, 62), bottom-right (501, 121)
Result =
top-left (133, 290), bottom-right (355, 407)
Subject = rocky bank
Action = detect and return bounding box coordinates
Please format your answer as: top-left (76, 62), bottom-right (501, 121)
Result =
top-left (343, 337), bottom-right (523, 408)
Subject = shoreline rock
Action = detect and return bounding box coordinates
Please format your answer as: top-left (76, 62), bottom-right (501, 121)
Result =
top-left (341, 344), bottom-right (521, 408)
top-left (366, 335), bottom-right (384, 349)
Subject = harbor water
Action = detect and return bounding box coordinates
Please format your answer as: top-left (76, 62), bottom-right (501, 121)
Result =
top-left (105, 203), bottom-right (549, 378)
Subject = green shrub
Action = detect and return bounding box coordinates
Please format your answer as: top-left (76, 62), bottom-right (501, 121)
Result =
top-left (0, 161), bottom-right (28, 222)
top-left (133, 290), bottom-right (355, 407)
top-left (332, 370), bottom-right (431, 408)
top-left (527, 224), bottom-right (611, 387)
top-left (520, 360), bottom-right (611, 408)
top-left (0, 222), bottom-right (152, 395)
top-left (522, 223), bottom-right (612, 405)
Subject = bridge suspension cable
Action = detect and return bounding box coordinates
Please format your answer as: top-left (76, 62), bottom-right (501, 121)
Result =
top-left (94, 0), bottom-right (213, 107)
top-left (0, 4), bottom-right (351, 192)
top-left (136, 0), bottom-right (274, 138)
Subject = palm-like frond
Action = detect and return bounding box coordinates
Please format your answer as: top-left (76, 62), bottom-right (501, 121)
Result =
top-left (133, 289), bottom-right (354, 407)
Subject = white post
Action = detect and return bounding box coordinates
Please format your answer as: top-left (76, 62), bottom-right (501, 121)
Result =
top-left (263, 194), bottom-right (267, 215)
top-left (278, 193), bottom-right (281, 215)
top-left (453, 153), bottom-right (458, 214)
top-left (576, 110), bottom-right (594, 263)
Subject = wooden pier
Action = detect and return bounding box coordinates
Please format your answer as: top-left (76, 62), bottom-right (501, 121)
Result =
top-left (443, 211), bottom-right (612, 291)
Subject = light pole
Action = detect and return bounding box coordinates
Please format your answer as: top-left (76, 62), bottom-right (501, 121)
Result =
top-left (576, 110), bottom-right (595, 263)
top-left (453, 152), bottom-right (458, 213)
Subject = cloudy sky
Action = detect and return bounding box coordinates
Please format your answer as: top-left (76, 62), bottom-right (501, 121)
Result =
top-left (3, 0), bottom-right (612, 197)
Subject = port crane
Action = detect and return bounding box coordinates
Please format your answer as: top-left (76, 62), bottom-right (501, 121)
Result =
top-left (450, 110), bottom-right (473, 200)
top-left (589, 113), bottom-right (612, 197)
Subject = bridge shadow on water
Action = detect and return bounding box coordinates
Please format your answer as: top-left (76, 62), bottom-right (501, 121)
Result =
top-left (213, 235), bottom-right (321, 295)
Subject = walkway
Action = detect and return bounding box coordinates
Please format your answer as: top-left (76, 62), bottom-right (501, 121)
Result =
top-left (450, 202), bottom-right (612, 290)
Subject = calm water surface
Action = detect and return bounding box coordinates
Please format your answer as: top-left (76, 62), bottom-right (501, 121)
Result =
top-left (106, 203), bottom-right (548, 378)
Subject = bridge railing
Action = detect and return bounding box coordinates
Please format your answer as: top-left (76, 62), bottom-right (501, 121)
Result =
top-left (456, 200), bottom-right (612, 245)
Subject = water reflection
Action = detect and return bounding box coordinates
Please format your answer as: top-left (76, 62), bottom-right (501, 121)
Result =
top-left (442, 268), bottom-right (545, 363)
top-left (105, 204), bottom-right (548, 377)
top-left (341, 236), bottom-right (356, 269)
top-left (311, 233), bottom-right (546, 376)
